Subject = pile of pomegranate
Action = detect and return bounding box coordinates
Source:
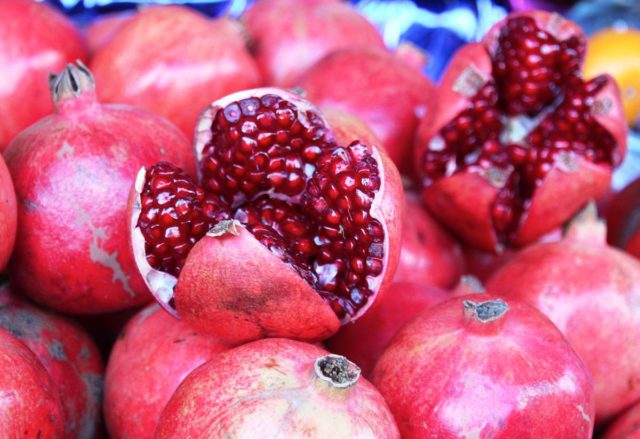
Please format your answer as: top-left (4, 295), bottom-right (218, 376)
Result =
top-left (0, 0), bottom-right (638, 437)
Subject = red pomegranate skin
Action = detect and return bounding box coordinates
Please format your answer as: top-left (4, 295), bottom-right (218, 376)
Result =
top-left (326, 282), bottom-right (449, 378)
top-left (486, 214), bottom-right (640, 421)
top-left (85, 10), bottom-right (134, 55)
top-left (299, 46), bottom-right (435, 174)
top-left (373, 295), bottom-right (595, 438)
top-left (0, 0), bottom-right (87, 150)
top-left (90, 6), bottom-right (262, 139)
top-left (0, 286), bottom-right (103, 438)
top-left (104, 303), bottom-right (230, 439)
top-left (394, 192), bottom-right (465, 288)
top-left (607, 176), bottom-right (640, 259)
top-left (156, 338), bottom-right (400, 438)
top-left (4, 64), bottom-right (194, 314)
top-left (0, 154), bottom-right (16, 271)
top-left (242, 0), bottom-right (385, 87)
top-left (604, 400), bottom-right (640, 439)
top-left (0, 326), bottom-right (64, 437)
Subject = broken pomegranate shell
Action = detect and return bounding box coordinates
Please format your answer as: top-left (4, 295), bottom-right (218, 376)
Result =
top-left (414, 11), bottom-right (627, 251)
top-left (130, 88), bottom-right (403, 343)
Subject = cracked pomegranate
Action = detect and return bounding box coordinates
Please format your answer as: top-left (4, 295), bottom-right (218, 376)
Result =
top-left (130, 88), bottom-right (403, 343)
top-left (156, 338), bottom-right (400, 438)
top-left (415, 11), bottom-right (627, 251)
top-left (607, 176), bottom-right (640, 259)
top-left (487, 206), bottom-right (640, 421)
top-left (3, 62), bottom-right (193, 314)
top-left (373, 295), bottom-right (595, 438)
top-left (0, 155), bottom-right (16, 271)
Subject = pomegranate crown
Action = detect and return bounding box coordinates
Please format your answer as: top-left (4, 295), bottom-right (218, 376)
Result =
top-left (49, 60), bottom-right (95, 103)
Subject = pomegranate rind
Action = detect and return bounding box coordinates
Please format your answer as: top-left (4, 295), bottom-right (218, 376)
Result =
top-left (0, 155), bottom-right (16, 270)
top-left (603, 400), bottom-right (640, 439)
top-left (590, 74), bottom-right (628, 165)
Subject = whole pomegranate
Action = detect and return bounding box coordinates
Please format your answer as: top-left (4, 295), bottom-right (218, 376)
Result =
top-left (90, 6), bottom-right (262, 139)
top-left (414, 11), bottom-right (627, 251)
top-left (394, 192), bottom-right (464, 288)
top-left (607, 176), bottom-right (640, 259)
top-left (242, 0), bottom-right (385, 87)
top-left (0, 0), bottom-right (87, 150)
top-left (0, 154), bottom-right (16, 271)
top-left (130, 88), bottom-right (403, 343)
top-left (104, 303), bottom-right (230, 439)
top-left (326, 282), bottom-right (448, 377)
top-left (604, 400), bottom-right (640, 439)
top-left (156, 338), bottom-right (399, 438)
top-left (0, 326), bottom-right (64, 437)
top-left (4, 62), bottom-right (193, 314)
top-left (486, 205), bottom-right (640, 421)
top-left (0, 286), bottom-right (103, 438)
top-left (373, 295), bottom-right (595, 438)
top-left (299, 46), bottom-right (435, 174)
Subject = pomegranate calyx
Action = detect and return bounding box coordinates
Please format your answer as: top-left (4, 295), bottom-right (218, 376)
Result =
top-left (457, 275), bottom-right (486, 294)
top-left (463, 298), bottom-right (509, 323)
top-left (314, 354), bottom-right (361, 389)
top-left (563, 201), bottom-right (607, 245)
top-left (49, 60), bottom-right (95, 103)
top-left (206, 219), bottom-right (240, 237)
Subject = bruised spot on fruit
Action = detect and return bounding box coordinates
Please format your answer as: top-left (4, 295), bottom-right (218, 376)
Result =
top-left (48, 340), bottom-right (67, 361)
top-left (55, 142), bottom-right (75, 160)
top-left (315, 354), bottom-right (361, 388)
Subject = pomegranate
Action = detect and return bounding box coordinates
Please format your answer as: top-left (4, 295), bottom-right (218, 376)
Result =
top-left (104, 303), bottom-right (230, 439)
top-left (326, 282), bottom-right (448, 377)
top-left (0, 286), bottom-right (103, 438)
top-left (130, 88), bottom-right (403, 343)
top-left (4, 62), bottom-right (193, 314)
top-left (604, 400), bottom-right (640, 439)
top-left (242, 0), bottom-right (385, 87)
top-left (299, 46), bottom-right (436, 174)
top-left (156, 338), bottom-right (399, 437)
top-left (373, 295), bottom-right (595, 438)
top-left (414, 11), bottom-right (627, 251)
top-left (0, 326), bottom-right (64, 437)
top-left (394, 192), bottom-right (465, 288)
top-left (85, 10), bottom-right (134, 55)
top-left (607, 176), bottom-right (640, 259)
top-left (90, 6), bottom-right (262, 139)
top-left (0, 0), bottom-right (87, 150)
top-left (0, 154), bottom-right (16, 271)
top-left (486, 205), bottom-right (640, 421)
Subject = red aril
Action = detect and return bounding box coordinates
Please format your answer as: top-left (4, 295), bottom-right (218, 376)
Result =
top-left (90, 6), bottom-right (262, 140)
top-left (415, 11), bottom-right (627, 251)
top-left (604, 400), bottom-right (640, 439)
top-left (607, 176), bottom-right (640, 259)
top-left (486, 205), bottom-right (640, 421)
top-left (326, 282), bottom-right (448, 377)
top-left (130, 87), bottom-right (403, 343)
top-left (373, 295), bottom-right (595, 438)
top-left (0, 0), bottom-right (87, 150)
top-left (156, 338), bottom-right (400, 438)
top-left (299, 46), bottom-right (436, 175)
top-left (4, 62), bottom-right (193, 314)
top-left (0, 154), bottom-right (16, 271)
top-left (104, 303), bottom-right (230, 439)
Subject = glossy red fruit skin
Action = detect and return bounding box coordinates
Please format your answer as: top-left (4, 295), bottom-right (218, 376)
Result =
top-left (394, 192), bottom-right (464, 288)
top-left (0, 326), bottom-right (64, 437)
top-left (299, 46), bottom-right (435, 175)
top-left (156, 338), bottom-right (400, 438)
top-left (0, 155), bottom-right (16, 271)
top-left (90, 6), bottom-right (262, 139)
top-left (242, 0), bottom-right (385, 87)
top-left (104, 304), bottom-right (229, 439)
top-left (486, 214), bottom-right (640, 422)
top-left (326, 282), bottom-right (448, 378)
top-left (0, 286), bottom-right (103, 439)
top-left (604, 400), bottom-right (640, 439)
top-left (607, 176), bottom-right (640, 259)
top-left (373, 295), bottom-right (595, 438)
top-left (4, 64), bottom-right (194, 314)
top-left (0, 0), bottom-right (87, 150)
top-left (84, 11), bottom-right (134, 55)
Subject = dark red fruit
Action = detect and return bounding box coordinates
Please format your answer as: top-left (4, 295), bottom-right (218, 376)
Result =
top-left (0, 155), bottom-right (16, 271)
top-left (415, 11), bottom-right (627, 251)
top-left (607, 176), bottom-right (640, 259)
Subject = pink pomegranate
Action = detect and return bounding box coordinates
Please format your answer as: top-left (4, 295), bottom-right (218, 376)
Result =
top-left (373, 295), bottom-right (595, 438)
top-left (4, 62), bottom-right (193, 314)
top-left (0, 326), bottom-right (64, 437)
top-left (607, 176), bottom-right (640, 259)
top-left (156, 338), bottom-right (399, 437)
top-left (0, 286), bottom-right (103, 438)
top-left (604, 400), bottom-right (640, 438)
top-left (486, 205), bottom-right (640, 421)
top-left (130, 88), bottom-right (403, 343)
top-left (0, 154), bottom-right (16, 271)
top-left (104, 303), bottom-right (230, 439)
top-left (90, 6), bottom-right (262, 139)
top-left (0, 0), bottom-right (87, 150)
top-left (326, 282), bottom-right (448, 377)
top-left (394, 192), bottom-right (465, 288)
top-left (415, 11), bottom-right (627, 251)
top-left (242, 0), bottom-right (385, 87)
top-left (85, 10), bottom-right (134, 55)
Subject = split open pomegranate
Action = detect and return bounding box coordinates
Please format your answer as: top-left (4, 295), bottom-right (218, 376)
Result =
top-left (130, 88), bottom-right (402, 343)
top-left (414, 11), bottom-right (627, 251)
